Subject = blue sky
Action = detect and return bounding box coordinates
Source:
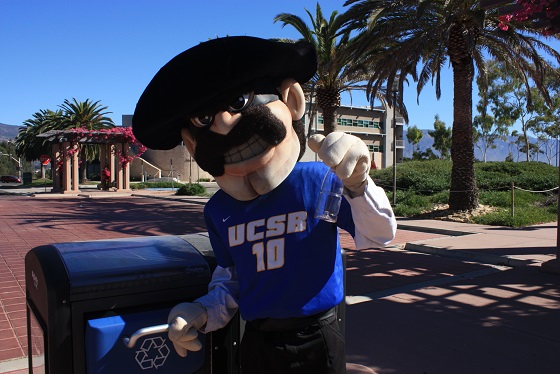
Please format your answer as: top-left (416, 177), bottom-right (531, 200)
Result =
top-left (1, 0), bottom-right (559, 133)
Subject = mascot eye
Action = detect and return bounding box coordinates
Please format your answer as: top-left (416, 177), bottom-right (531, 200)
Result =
top-left (228, 92), bottom-right (254, 112)
top-left (191, 114), bottom-right (214, 127)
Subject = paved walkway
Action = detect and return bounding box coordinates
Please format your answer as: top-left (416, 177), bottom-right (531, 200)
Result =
top-left (0, 186), bottom-right (559, 373)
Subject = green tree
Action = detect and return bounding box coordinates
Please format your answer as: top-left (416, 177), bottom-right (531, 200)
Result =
top-left (428, 115), bottom-right (452, 159)
top-left (418, 147), bottom-right (439, 161)
top-left (15, 109), bottom-right (64, 161)
top-left (525, 68), bottom-right (560, 164)
top-left (14, 99), bottom-right (115, 183)
top-left (480, 60), bottom-right (540, 162)
top-left (406, 124), bottom-right (424, 156)
top-left (343, 0), bottom-right (560, 210)
top-left (274, 3), bottom-right (377, 134)
top-left (58, 98), bottom-right (115, 182)
top-left (507, 129), bottom-right (521, 161)
top-left (473, 63), bottom-right (511, 162)
top-left (0, 140), bottom-right (18, 176)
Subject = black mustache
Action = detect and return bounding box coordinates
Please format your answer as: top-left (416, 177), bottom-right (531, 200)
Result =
top-left (194, 105), bottom-right (287, 176)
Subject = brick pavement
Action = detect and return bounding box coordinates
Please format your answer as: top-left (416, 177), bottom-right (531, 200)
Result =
top-left (0, 195), bottom-right (209, 366)
top-left (0, 194), bottom-right (444, 371)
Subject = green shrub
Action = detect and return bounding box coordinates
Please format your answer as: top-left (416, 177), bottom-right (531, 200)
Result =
top-left (476, 161), bottom-right (557, 191)
top-left (27, 179), bottom-right (53, 187)
top-left (479, 191), bottom-right (512, 208)
top-left (372, 159), bottom-right (451, 194)
top-left (428, 190), bottom-right (449, 204)
top-left (131, 182), bottom-right (182, 190)
top-left (472, 206), bottom-right (557, 228)
top-left (392, 192), bottom-right (432, 216)
top-left (176, 183), bottom-right (206, 196)
top-left (372, 160), bottom-right (558, 227)
top-left (393, 204), bottom-right (426, 217)
top-left (400, 192), bottom-right (431, 208)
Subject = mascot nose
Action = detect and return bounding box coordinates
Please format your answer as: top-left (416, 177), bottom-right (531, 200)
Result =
top-left (212, 111), bottom-right (242, 135)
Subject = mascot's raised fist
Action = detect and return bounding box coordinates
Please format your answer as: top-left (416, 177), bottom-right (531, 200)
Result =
top-left (167, 302), bottom-right (208, 357)
top-left (308, 132), bottom-right (370, 196)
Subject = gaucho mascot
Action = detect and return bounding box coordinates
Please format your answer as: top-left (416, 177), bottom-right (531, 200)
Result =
top-left (133, 36), bottom-right (396, 374)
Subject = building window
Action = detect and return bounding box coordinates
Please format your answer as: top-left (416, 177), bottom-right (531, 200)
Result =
top-left (319, 115), bottom-right (382, 130)
top-left (368, 144), bottom-right (384, 153)
top-left (334, 117), bottom-right (382, 129)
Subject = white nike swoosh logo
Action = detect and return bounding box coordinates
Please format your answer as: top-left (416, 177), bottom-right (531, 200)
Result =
top-left (223, 216), bottom-right (231, 222)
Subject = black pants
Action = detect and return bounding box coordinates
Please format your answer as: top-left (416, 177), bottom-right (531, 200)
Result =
top-left (240, 308), bottom-right (346, 374)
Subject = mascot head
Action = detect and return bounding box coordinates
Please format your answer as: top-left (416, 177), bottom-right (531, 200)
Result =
top-left (132, 36), bottom-right (317, 201)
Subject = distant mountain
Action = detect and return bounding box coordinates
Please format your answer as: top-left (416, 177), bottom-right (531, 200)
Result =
top-left (0, 123), bottom-right (22, 142)
top-left (404, 129), bottom-right (558, 164)
top-left (1, 122), bottom-right (556, 163)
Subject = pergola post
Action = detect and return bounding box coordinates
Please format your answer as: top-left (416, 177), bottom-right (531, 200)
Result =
top-left (61, 141), bottom-right (80, 194)
top-left (115, 142), bottom-right (125, 191)
top-left (71, 142), bottom-right (80, 193)
top-left (109, 145), bottom-right (116, 189)
top-left (52, 143), bottom-right (61, 192)
top-left (122, 142), bottom-right (131, 191)
top-left (61, 142), bottom-right (71, 193)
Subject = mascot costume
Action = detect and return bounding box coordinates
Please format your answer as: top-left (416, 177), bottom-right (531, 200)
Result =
top-left (133, 36), bottom-right (396, 374)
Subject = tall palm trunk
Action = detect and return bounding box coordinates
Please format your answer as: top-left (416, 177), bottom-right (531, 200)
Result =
top-left (448, 26), bottom-right (479, 211)
top-left (316, 87), bottom-right (340, 134)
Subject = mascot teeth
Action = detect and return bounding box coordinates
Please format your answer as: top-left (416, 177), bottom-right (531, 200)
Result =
top-left (224, 134), bottom-right (269, 164)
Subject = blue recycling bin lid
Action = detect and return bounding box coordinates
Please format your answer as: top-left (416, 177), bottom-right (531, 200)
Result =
top-left (52, 235), bottom-right (212, 301)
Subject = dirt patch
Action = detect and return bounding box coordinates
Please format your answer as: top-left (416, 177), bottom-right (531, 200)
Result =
top-left (412, 204), bottom-right (498, 223)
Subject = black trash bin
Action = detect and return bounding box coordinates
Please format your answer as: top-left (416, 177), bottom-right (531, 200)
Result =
top-left (25, 233), bottom-right (240, 374)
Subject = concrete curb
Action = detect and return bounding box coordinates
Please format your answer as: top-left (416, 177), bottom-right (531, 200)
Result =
top-left (404, 242), bottom-right (534, 268)
top-left (397, 223), bottom-right (476, 237)
top-left (397, 223), bottom-right (539, 268)
top-left (0, 357), bottom-right (27, 373)
top-left (131, 193), bottom-right (209, 205)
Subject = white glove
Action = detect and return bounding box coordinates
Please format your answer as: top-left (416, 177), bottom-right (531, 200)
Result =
top-left (167, 302), bottom-right (208, 357)
top-left (308, 132), bottom-right (370, 196)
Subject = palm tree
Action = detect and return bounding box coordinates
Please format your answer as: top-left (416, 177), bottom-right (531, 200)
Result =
top-left (59, 98), bottom-right (115, 182)
top-left (343, 0), bottom-right (560, 210)
top-left (274, 3), bottom-right (380, 134)
top-left (15, 109), bottom-right (64, 161)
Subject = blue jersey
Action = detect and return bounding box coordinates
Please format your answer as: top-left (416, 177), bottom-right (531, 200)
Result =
top-left (204, 162), bottom-right (355, 321)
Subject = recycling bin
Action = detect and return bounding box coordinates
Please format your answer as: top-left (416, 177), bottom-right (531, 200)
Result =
top-left (25, 233), bottom-right (241, 374)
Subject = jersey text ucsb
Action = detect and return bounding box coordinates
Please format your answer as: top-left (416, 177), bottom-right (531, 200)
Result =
top-left (227, 211), bottom-right (308, 272)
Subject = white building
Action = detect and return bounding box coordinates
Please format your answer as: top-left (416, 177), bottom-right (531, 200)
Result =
top-left (301, 104), bottom-right (406, 169)
top-left (123, 103), bottom-right (406, 181)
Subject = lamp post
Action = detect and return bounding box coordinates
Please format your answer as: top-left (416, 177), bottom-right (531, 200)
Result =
top-left (391, 81), bottom-right (398, 206)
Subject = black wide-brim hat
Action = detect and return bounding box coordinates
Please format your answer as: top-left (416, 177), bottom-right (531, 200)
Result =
top-left (132, 36), bottom-right (317, 150)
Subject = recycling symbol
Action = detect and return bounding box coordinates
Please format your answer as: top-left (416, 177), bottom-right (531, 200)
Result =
top-left (134, 336), bottom-right (170, 370)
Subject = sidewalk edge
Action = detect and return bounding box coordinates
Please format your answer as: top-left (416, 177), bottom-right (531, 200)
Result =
top-left (404, 242), bottom-right (534, 267)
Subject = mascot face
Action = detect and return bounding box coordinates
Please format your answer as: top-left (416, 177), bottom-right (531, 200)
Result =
top-left (181, 79), bottom-right (305, 200)
top-left (132, 36), bottom-right (317, 201)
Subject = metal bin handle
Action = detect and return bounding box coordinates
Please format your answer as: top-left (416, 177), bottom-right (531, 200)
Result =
top-left (122, 323), bottom-right (170, 348)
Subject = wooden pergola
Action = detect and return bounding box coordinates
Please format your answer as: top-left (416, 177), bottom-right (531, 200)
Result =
top-left (39, 129), bottom-right (132, 194)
